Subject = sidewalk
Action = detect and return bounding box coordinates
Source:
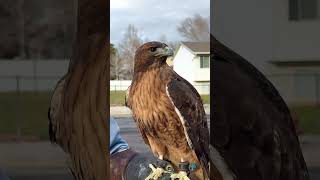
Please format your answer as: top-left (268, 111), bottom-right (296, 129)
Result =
top-left (300, 135), bottom-right (320, 168)
top-left (110, 104), bottom-right (211, 117)
top-left (0, 136), bottom-right (319, 178)
top-left (0, 142), bottom-right (69, 176)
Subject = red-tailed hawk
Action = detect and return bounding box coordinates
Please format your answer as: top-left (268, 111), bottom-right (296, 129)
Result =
top-left (126, 42), bottom-right (211, 180)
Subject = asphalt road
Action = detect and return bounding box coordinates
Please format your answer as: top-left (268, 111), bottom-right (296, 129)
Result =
top-left (1, 116), bottom-right (320, 180)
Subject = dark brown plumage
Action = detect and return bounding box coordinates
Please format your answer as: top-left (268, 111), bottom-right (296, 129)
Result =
top-left (126, 42), bottom-right (211, 179)
top-left (211, 35), bottom-right (309, 180)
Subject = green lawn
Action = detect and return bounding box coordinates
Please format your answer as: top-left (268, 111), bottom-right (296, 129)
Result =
top-left (291, 105), bottom-right (320, 134)
top-left (110, 91), bottom-right (126, 106)
top-left (0, 92), bottom-right (51, 140)
top-left (0, 91), bottom-right (319, 141)
top-left (110, 91), bottom-right (210, 105)
top-left (201, 95), bottom-right (210, 104)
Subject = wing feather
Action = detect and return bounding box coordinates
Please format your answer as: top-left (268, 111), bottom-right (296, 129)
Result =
top-left (166, 77), bottom-right (210, 176)
top-left (48, 76), bottom-right (66, 143)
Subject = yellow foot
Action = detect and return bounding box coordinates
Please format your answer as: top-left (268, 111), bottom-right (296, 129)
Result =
top-left (170, 171), bottom-right (190, 180)
top-left (145, 164), bottom-right (166, 180)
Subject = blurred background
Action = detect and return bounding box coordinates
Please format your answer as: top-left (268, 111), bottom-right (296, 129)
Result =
top-left (212, 0), bottom-right (320, 179)
top-left (0, 0), bottom-right (319, 179)
top-left (0, 0), bottom-right (76, 179)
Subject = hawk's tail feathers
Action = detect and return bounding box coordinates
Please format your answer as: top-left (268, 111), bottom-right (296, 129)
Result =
top-left (208, 145), bottom-right (235, 180)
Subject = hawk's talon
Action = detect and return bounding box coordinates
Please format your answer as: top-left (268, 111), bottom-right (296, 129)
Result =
top-left (145, 164), bottom-right (166, 180)
top-left (170, 171), bottom-right (190, 180)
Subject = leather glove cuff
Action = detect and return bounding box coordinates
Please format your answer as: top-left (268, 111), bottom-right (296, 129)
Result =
top-left (110, 149), bottom-right (137, 180)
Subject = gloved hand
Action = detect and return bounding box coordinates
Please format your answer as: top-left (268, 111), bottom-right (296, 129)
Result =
top-left (110, 149), bottom-right (174, 180)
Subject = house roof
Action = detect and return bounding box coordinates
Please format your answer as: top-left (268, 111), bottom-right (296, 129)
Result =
top-left (181, 42), bottom-right (209, 54)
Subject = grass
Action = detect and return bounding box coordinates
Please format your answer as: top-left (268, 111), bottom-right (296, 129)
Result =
top-left (291, 105), bottom-right (320, 134)
top-left (110, 90), bottom-right (210, 105)
top-left (110, 91), bottom-right (126, 106)
top-left (0, 91), bottom-right (319, 141)
top-left (0, 91), bottom-right (51, 140)
top-left (201, 95), bottom-right (210, 104)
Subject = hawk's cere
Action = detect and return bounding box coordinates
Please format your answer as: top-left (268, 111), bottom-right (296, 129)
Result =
top-left (126, 42), bottom-right (211, 180)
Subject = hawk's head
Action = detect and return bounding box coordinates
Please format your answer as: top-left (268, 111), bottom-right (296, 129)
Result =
top-left (134, 41), bottom-right (174, 72)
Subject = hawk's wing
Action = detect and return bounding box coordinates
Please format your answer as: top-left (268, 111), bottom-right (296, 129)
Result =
top-left (211, 36), bottom-right (309, 180)
top-left (166, 76), bottom-right (210, 176)
top-left (48, 76), bottom-right (66, 144)
top-left (125, 85), bottom-right (130, 108)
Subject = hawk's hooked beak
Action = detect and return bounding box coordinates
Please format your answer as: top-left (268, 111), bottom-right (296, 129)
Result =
top-left (155, 46), bottom-right (174, 57)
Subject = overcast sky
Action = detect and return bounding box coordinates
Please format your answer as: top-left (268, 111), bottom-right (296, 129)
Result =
top-left (111, 0), bottom-right (210, 45)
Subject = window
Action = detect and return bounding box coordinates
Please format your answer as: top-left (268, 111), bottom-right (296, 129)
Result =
top-left (289, 0), bottom-right (318, 21)
top-left (200, 56), bottom-right (210, 68)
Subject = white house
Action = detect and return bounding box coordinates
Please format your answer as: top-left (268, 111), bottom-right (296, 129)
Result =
top-left (173, 42), bottom-right (210, 95)
top-left (212, 0), bottom-right (320, 105)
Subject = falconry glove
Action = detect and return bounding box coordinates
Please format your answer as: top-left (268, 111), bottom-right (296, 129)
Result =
top-left (110, 149), bottom-right (173, 180)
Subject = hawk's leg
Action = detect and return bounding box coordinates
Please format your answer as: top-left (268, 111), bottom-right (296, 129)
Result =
top-left (170, 159), bottom-right (190, 180)
top-left (146, 135), bottom-right (167, 160)
top-left (145, 136), bottom-right (172, 180)
top-left (159, 155), bottom-right (164, 160)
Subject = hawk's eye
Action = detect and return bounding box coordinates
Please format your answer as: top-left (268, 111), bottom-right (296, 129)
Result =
top-left (150, 47), bottom-right (157, 52)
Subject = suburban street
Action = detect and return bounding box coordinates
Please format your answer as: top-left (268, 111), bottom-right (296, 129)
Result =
top-left (0, 116), bottom-right (319, 179)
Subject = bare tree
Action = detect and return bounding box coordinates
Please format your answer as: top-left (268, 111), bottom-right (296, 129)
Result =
top-left (168, 41), bottom-right (180, 52)
top-left (177, 14), bottom-right (209, 42)
top-left (110, 44), bottom-right (127, 80)
top-left (158, 34), bottom-right (168, 44)
top-left (17, 0), bottom-right (26, 58)
top-left (118, 24), bottom-right (143, 79)
top-left (110, 43), bottom-right (117, 79)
